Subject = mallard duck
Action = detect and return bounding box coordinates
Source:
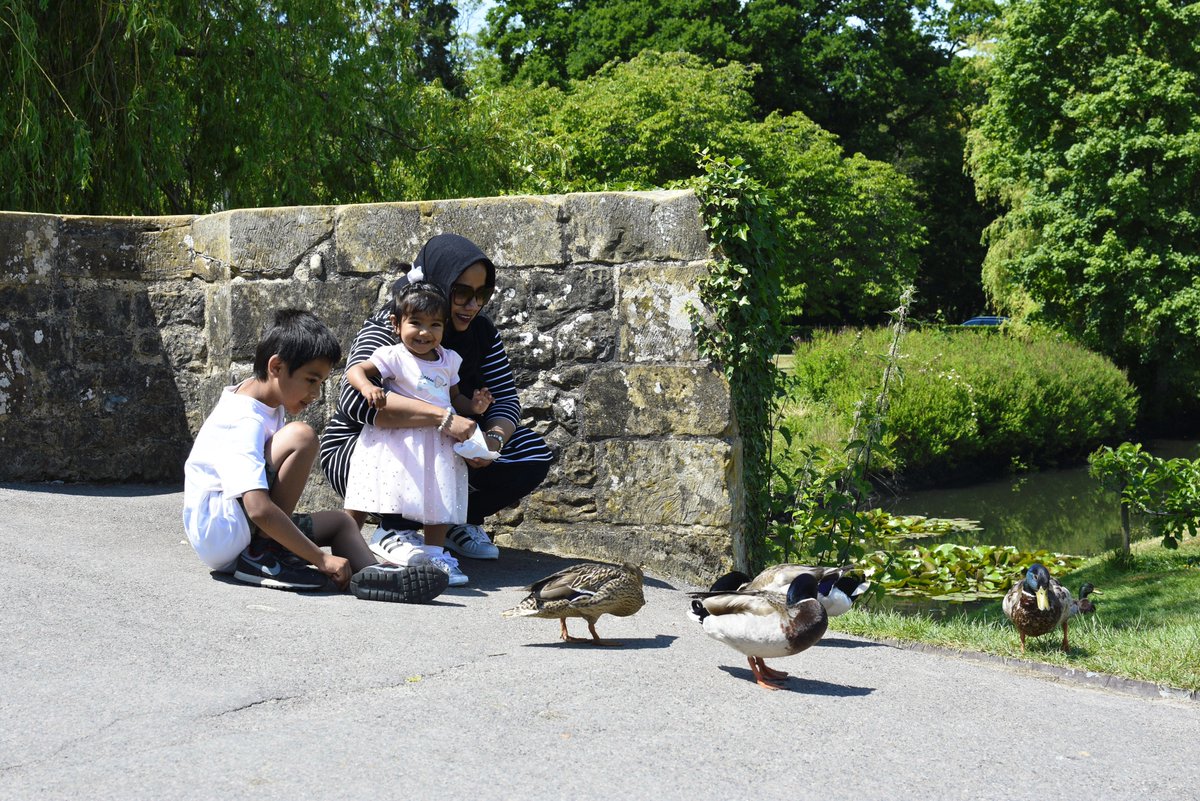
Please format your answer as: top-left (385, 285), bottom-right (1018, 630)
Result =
top-left (501, 562), bottom-right (645, 645)
top-left (1002, 563), bottom-right (1098, 652)
top-left (698, 564), bottom-right (870, 617)
top-left (689, 573), bottom-right (829, 690)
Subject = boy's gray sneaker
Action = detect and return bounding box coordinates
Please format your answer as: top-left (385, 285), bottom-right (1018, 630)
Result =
top-left (350, 563), bottom-right (448, 603)
top-left (444, 524), bottom-right (500, 560)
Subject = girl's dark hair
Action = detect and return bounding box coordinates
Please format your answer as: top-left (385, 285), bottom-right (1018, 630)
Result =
top-left (253, 309), bottom-right (342, 379)
top-left (393, 281), bottom-right (449, 322)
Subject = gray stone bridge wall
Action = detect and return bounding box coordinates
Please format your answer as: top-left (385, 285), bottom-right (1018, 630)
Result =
top-left (0, 191), bottom-right (746, 582)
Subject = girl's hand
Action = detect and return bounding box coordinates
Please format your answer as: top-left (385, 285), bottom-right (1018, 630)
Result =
top-left (446, 415), bottom-right (477, 443)
top-left (469, 387), bottom-right (493, 415)
top-left (364, 386), bottom-right (387, 409)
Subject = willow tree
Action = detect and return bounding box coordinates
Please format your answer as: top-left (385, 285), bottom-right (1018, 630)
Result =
top-left (0, 0), bottom-right (495, 215)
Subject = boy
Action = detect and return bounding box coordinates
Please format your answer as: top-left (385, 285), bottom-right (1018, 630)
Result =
top-left (182, 309), bottom-right (447, 603)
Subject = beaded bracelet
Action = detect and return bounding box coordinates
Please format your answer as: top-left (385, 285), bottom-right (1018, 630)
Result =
top-left (484, 430), bottom-right (504, 448)
top-left (436, 408), bottom-right (454, 433)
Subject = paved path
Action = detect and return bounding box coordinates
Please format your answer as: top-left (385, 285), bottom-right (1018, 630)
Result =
top-left (2, 483), bottom-right (1197, 800)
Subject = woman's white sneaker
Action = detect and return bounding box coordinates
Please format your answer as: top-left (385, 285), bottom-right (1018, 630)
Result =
top-left (445, 524), bottom-right (500, 560)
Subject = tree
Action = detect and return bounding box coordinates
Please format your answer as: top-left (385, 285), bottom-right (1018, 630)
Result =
top-left (480, 0), bottom-right (745, 87)
top-left (968, 0), bottom-right (1200, 421)
top-left (498, 51), bottom-right (923, 323)
top-left (481, 0), bottom-right (992, 321)
top-left (0, 0), bottom-right (489, 215)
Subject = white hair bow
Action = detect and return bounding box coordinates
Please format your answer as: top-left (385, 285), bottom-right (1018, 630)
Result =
top-left (408, 265), bottom-right (424, 282)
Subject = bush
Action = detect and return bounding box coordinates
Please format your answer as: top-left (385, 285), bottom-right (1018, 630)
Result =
top-left (785, 326), bottom-right (1139, 485)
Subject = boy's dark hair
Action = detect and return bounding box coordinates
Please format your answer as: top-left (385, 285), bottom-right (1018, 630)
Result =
top-left (393, 281), bottom-right (449, 322)
top-left (253, 309), bottom-right (342, 379)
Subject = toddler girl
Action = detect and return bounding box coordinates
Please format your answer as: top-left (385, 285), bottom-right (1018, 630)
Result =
top-left (342, 282), bottom-right (493, 586)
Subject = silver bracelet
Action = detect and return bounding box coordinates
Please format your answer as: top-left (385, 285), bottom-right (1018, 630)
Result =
top-left (436, 408), bottom-right (454, 432)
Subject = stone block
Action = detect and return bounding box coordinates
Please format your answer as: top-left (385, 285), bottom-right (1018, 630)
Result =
top-left (596, 439), bottom-right (734, 527)
top-left (333, 203), bottom-right (424, 275)
top-left (136, 219), bottom-right (200, 280)
top-left (492, 267), bottom-right (615, 331)
top-left (186, 212), bottom-right (231, 281)
top-left (524, 489), bottom-right (599, 523)
top-left (0, 212), bottom-right (61, 283)
top-left (418, 196), bottom-right (564, 267)
top-left (497, 521), bottom-right (735, 586)
top-left (219, 278), bottom-right (384, 362)
top-left (564, 190), bottom-right (708, 263)
top-left (617, 263), bottom-right (706, 362)
top-left (227, 206), bottom-right (334, 278)
top-left (581, 365), bottom-right (730, 437)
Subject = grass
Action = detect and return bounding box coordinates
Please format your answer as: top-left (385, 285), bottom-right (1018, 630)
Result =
top-left (831, 535), bottom-right (1200, 691)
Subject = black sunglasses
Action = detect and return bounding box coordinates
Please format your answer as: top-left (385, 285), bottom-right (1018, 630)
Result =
top-left (450, 283), bottom-right (494, 307)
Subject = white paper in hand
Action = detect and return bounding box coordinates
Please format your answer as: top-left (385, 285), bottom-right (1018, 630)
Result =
top-left (453, 427), bottom-right (500, 461)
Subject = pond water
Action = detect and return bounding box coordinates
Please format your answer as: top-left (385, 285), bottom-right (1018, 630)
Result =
top-left (880, 439), bottom-right (1200, 558)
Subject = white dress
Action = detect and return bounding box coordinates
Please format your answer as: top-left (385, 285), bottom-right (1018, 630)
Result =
top-left (343, 344), bottom-right (466, 524)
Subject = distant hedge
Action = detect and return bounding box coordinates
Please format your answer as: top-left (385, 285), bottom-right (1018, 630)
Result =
top-left (786, 327), bottom-right (1139, 485)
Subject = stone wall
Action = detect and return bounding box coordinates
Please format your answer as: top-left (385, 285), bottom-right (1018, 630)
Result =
top-left (0, 191), bottom-right (746, 582)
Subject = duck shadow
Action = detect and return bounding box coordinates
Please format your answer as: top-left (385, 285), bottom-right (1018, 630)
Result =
top-left (817, 636), bottom-right (885, 649)
top-left (718, 666), bottom-right (875, 696)
top-left (524, 634), bottom-right (678, 651)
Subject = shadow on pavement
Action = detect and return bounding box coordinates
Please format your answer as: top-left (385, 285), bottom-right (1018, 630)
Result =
top-left (522, 634), bottom-right (678, 650)
top-left (1, 481), bottom-right (182, 497)
top-left (717, 665), bottom-right (876, 696)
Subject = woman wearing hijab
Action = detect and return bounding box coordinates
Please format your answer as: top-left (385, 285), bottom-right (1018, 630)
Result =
top-left (320, 234), bottom-right (553, 565)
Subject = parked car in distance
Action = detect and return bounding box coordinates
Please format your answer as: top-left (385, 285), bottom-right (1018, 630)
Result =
top-left (961, 316), bottom-right (1009, 327)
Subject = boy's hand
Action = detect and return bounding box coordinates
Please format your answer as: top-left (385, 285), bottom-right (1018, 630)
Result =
top-left (317, 553), bottom-right (352, 590)
top-left (364, 386), bottom-right (387, 409)
top-left (469, 388), bottom-right (493, 415)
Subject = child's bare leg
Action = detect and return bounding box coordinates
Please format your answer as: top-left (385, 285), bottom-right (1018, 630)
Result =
top-left (309, 510), bottom-right (377, 573)
top-left (265, 422), bottom-right (318, 516)
top-left (423, 523), bottom-right (449, 549)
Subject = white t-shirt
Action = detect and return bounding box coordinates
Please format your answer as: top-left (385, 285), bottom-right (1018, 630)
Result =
top-left (182, 382), bottom-right (285, 571)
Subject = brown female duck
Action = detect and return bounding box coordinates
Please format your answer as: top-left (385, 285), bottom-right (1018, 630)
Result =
top-left (502, 562), bottom-right (645, 645)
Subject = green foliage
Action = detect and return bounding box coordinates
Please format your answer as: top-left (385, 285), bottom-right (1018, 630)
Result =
top-left (688, 152), bottom-right (788, 566)
top-left (496, 52), bottom-right (757, 191)
top-left (767, 289), bottom-right (914, 571)
top-left (864, 544), bottom-right (1084, 599)
top-left (1089, 442), bottom-right (1200, 553)
top-left (498, 52), bottom-right (924, 325)
top-left (968, 0), bottom-right (1200, 419)
top-left (835, 535), bottom-right (1200, 690)
top-left (481, 0), bottom-right (746, 87)
top-left (0, 0), bottom-right (502, 214)
top-left (483, 0), bottom-right (996, 321)
top-left (787, 326), bottom-right (1139, 483)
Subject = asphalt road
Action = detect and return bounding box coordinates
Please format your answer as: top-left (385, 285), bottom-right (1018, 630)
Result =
top-left (2, 483), bottom-right (1197, 800)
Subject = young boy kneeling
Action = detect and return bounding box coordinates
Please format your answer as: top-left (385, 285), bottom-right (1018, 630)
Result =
top-left (182, 309), bottom-right (447, 603)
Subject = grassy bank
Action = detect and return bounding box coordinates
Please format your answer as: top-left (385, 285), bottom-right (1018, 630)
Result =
top-left (831, 536), bottom-right (1200, 691)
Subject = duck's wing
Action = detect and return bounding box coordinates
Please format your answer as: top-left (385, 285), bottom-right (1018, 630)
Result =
top-left (527, 563), bottom-right (623, 604)
top-left (701, 591), bottom-right (783, 618)
top-left (746, 564), bottom-right (834, 593)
